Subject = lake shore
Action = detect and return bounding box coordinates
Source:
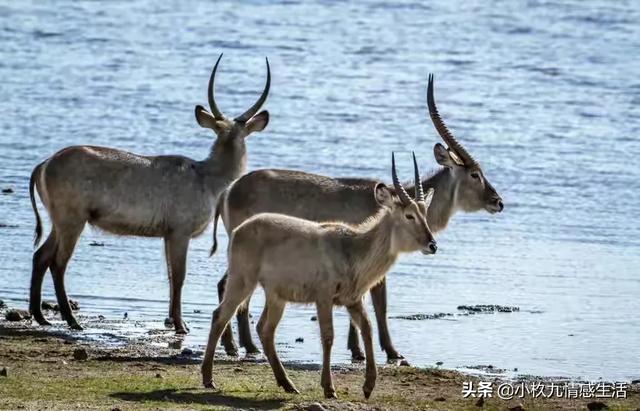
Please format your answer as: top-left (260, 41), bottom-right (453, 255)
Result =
top-left (1, 322), bottom-right (639, 410)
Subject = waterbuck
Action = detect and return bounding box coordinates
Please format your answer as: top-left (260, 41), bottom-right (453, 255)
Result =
top-left (202, 153), bottom-right (436, 398)
top-left (28, 54), bottom-right (271, 333)
top-left (212, 74), bottom-right (503, 359)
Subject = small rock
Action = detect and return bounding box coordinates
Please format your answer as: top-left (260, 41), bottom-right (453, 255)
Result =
top-left (123, 312), bottom-right (128, 320)
top-left (295, 337), bottom-right (304, 343)
top-left (41, 301), bottom-right (56, 310)
top-left (155, 373), bottom-right (163, 379)
top-left (233, 367), bottom-right (243, 373)
top-left (0, 300), bottom-right (5, 308)
top-left (73, 348), bottom-right (89, 361)
top-left (51, 299), bottom-right (79, 311)
top-left (2, 188), bottom-right (14, 194)
top-left (457, 304), bottom-right (520, 313)
top-left (97, 315), bottom-right (105, 321)
top-left (475, 397), bottom-right (484, 407)
top-left (5, 309), bottom-right (31, 321)
top-left (304, 403), bottom-right (326, 411)
top-left (181, 348), bottom-right (194, 356)
top-left (111, 408), bottom-right (122, 411)
top-left (310, 315), bottom-right (317, 321)
top-left (631, 379), bottom-right (640, 384)
top-left (0, 367), bottom-right (7, 377)
top-left (193, 309), bottom-right (201, 314)
top-left (399, 359), bottom-right (410, 366)
top-left (89, 241), bottom-right (104, 247)
top-left (434, 396), bottom-right (446, 401)
top-left (508, 404), bottom-right (524, 411)
top-left (168, 340), bottom-right (182, 350)
top-left (513, 367), bottom-right (518, 372)
top-left (391, 312), bottom-right (453, 320)
top-left (587, 402), bottom-right (608, 411)
top-left (435, 361), bottom-right (443, 366)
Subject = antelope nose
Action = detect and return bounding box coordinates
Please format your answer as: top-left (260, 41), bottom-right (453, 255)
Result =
top-left (428, 241), bottom-right (438, 254)
top-left (495, 198), bottom-right (504, 212)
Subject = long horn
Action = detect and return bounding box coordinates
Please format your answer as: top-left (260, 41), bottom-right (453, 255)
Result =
top-left (392, 152), bottom-right (412, 206)
top-left (234, 57), bottom-right (271, 123)
top-left (427, 74), bottom-right (479, 168)
top-left (207, 54), bottom-right (225, 119)
top-left (412, 151), bottom-right (424, 202)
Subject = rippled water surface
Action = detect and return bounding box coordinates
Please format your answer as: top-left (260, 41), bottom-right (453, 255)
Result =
top-left (1, 0), bottom-right (639, 381)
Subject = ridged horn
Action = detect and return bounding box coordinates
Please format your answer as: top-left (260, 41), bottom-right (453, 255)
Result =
top-left (234, 57), bottom-right (271, 122)
top-left (412, 151), bottom-right (424, 202)
top-left (392, 152), bottom-right (412, 206)
top-left (427, 73), bottom-right (479, 168)
top-left (207, 54), bottom-right (225, 119)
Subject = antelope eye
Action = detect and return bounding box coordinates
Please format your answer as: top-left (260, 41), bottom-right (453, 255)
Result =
top-left (405, 214), bottom-right (415, 220)
top-left (471, 172), bottom-right (481, 180)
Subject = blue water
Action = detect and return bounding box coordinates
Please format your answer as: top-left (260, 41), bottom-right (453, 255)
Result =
top-left (1, 1), bottom-right (639, 381)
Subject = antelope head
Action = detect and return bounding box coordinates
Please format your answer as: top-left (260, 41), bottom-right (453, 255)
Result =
top-left (195, 54), bottom-right (271, 146)
top-left (376, 152), bottom-right (437, 255)
top-left (427, 74), bottom-right (504, 214)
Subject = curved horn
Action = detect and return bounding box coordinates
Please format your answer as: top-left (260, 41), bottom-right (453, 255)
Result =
top-left (412, 151), bottom-right (424, 202)
top-left (207, 54), bottom-right (225, 119)
top-left (392, 152), bottom-right (412, 206)
top-left (427, 74), bottom-right (479, 168)
top-left (234, 57), bottom-right (271, 123)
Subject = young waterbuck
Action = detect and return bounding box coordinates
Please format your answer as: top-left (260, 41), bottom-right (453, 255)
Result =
top-left (28, 54), bottom-right (271, 333)
top-left (212, 74), bottom-right (503, 359)
top-left (202, 153), bottom-right (436, 399)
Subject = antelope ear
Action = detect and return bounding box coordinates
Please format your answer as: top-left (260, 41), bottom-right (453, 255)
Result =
top-left (423, 187), bottom-right (435, 208)
top-left (374, 183), bottom-right (393, 208)
top-left (195, 106), bottom-right (227, 133)
top-left (245, 110), bottom-right (269, 135)
top-left (433, 143), bottom-right (462, 168)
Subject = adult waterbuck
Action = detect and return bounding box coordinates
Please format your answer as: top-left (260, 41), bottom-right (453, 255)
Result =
top-left (212, 74), bottom-right (503, 359)
top-left (28, 54), bottom-right (271, 334)
top-left (202, 153), bottom-right (436, 399)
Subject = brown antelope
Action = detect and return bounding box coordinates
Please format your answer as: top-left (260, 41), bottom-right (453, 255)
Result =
top-left (28, 54), bottom-right (271, 334)
top-left (212, 74), bottom-right (503, 359)
top-left (202, 153), bottom-right (436, 399)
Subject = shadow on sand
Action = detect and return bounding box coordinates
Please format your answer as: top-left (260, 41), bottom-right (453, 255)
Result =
top-left (110, 388), bottom-right (285, 409)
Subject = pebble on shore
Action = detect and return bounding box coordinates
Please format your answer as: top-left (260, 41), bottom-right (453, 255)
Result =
top-left (5, 309), bottom-right (31, 322)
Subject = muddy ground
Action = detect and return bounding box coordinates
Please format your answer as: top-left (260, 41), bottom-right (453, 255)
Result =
top-left (1, 321), bottom-right (639, 411)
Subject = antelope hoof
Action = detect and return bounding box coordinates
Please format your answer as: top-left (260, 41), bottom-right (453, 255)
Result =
top-left (363, 385), bottom-right (374, 399)
top-left (244, 343), bottom-right (261, 355)
top-left (279, 380), bottom-right (300, 394)
top-left (351, 350), bottom-right (365, 362)
top-left (203, 380), bottom-right (217, 390)
top-left (69, 322), bottom-right (83, 331)
top-left (175, 321), bottom-right (190, 335)
top-left (386, 350), bottom-right (405, 362)
top-left (33, 315), bottom-right (52, 326)
top-left (324, 388), bottom-right (338, 399)
top-left (222, 341), bottom-right (239, 357)
top-left (225, 347), bottom-right (239, 357)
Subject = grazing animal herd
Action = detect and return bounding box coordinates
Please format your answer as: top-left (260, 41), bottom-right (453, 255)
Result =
top-left (27, 55), bottom-right (503, 399)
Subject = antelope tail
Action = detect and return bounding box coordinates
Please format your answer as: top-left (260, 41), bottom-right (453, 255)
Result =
top-left (30, 163), bottom-right (44, 247)
top-left (210, 191), bottom-right (226, 256)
